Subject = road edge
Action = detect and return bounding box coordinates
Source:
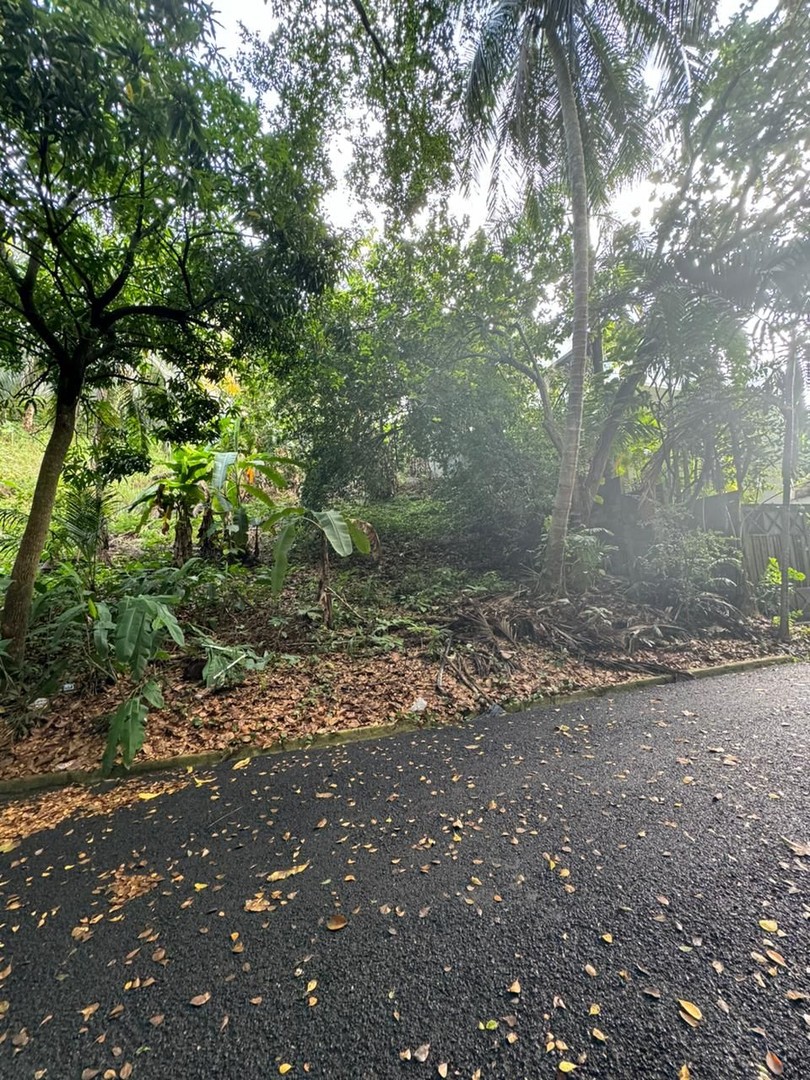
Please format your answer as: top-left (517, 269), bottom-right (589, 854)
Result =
top-left (0, 651), bottom-right (795, 799)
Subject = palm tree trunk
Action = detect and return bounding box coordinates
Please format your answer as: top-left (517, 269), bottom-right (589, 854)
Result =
top-left (541, 23), bottom-right (590, 593)
top-left (1, 394), bottom-right (78, 664)
top-left (779, 330), bottom-right (798, 643)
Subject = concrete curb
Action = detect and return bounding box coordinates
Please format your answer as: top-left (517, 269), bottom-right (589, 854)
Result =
top-left (0, 651), bottom-right (795, 799)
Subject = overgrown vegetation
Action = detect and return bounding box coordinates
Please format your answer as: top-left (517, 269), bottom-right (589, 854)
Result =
top-left (0, 0), bottom-right (808, 776)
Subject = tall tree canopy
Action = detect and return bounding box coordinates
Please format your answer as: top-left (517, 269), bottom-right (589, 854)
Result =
top-left (0, 0), bottom-right (334, 661)
top-left (462, 0), bottom-right (715, 591)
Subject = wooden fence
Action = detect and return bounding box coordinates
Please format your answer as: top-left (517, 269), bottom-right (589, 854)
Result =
top-left (741, 504), bottom-right (810, 586)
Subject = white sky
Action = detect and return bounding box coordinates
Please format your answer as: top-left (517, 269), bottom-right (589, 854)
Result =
top-left (212, 0), bottom-right (780, 233)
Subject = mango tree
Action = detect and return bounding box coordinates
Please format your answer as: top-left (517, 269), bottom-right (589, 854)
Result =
top-left (0, 0), bottom-right (333, 663)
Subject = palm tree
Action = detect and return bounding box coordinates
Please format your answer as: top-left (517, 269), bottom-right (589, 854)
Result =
top-left (463, 0), bottom-right (714, 592)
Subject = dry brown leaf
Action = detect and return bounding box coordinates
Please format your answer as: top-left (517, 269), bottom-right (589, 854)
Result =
top-left (642, 987), bottom-right (661, 999)
top-left (326, 914), bottom-right (347, 931)
top-left (765, 1050), bottom-right (784, 1076)
top-left (79, 1003), bottom-right (100, 1021)
top-left (782, 837), bottom-right (810, 857)
top-left (679, 1010), bottom-right (700, 1029)
top-left (766, 950), bottom-right (787, 968)
top-left (507, 980), bottom-right (521, 994)
top-left (787, 989), bottom-right (809, 1002)
top-left (678, 1067), bottom-right (691, 1080)
top-left (120, 1063), bottom-right (133, 1080)
top-left (149, 1014), bottom-right (164, 1026)
top-left (189, 992), bottom-right (211, 1007)
top-left (413, 1043), bottom-right (430, 1063)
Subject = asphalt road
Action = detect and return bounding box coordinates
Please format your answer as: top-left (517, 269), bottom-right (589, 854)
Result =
top-left (1, 664), bottom-right (809, 1080)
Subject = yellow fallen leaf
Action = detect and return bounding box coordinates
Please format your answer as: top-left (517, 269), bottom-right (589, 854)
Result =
top-left (589, 1003), bottom-right (600, 1016)
top-left (759, 919), bottom-right (778, 933)
top-left (279, 1066), bottom-right (293, 1075)
top-left (678, 1000), bottom-right (702, 1022)
top-left (0, 841), bottom-right (18, 854)
top-left (584, 964), bottom-right (597, 977)
top-left (601, 932), bottom-right (613, 944)
top-left (306, 980), bottom-right (318, 993)
top-left (507, 980), bottom-right (521, 994)
top-left (137, 792), bottom-right (161, 801)
top-left (79, 1003), bottom-right (100, 1021)
top-left (592, 1028), bottom-right (607, 1042)
top-left (268, 863), bottom-right (310, 882)
top-left (558, 1064), bottom-right (577, 1074)
top-left (678, 1066), bottom-right (691, 1080)
top-left (194, 883), bottom-right (208, 891)
top-left (438, 1065), bottom-right (448, 1078)
top-left (232, 757), bottom-right (251, 770)
top-left (326, 914), bottom-right (347, 931)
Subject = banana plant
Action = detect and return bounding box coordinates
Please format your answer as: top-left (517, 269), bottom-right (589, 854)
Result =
top-left (267, 507), bottom-right (375, 626)
top-left (130, 446), bottom-right (212, 566)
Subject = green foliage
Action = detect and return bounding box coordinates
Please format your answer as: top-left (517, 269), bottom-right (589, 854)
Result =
top-left (195, 636), bottom-right (268, 690)
top-left (632, 511), bottom-right (745, 627)
top-left (757, 556), bottom-right (806, 618)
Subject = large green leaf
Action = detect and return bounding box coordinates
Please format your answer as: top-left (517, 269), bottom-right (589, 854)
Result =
top-left (102, 695), bottom-right (148, 775)
top-left (212, 451), bottom-right (238, 491)
top-left (347, 518), bottom-right (372, 556)
top-left (271, 521), bottom-right (298, 596)
top-left (114, 598), bottom-right (154, 680)
top-left (312, 509), bottom-right (353, 557)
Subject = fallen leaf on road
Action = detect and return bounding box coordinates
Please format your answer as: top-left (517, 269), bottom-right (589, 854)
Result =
top-left (678, 1000), bottom-right (702, 1022)
top-left (438, 1064), bottom-right (448, 1078)
top-left (79, 1003), bottom-right (100, 1021)
top-left (268, 863), bottom-right (309, 882)
top-left (591, 1028), bottom-right (607, 1042)
top-left (232, 758), bottom-right (251, 770)
top-left (326, 914), bottom-right (347, 931)
top-left (678, 1067), bottom-right (691, 1080)
top-left (759, 919), bottom-right (778, 933)
top-left (414, 1043), bottom-right (430, 1062)
top-left (190, 992), bottom-right (211, 1007)
top-left (584, 964), bottom-right (597, 978)
top-left (787, 989), bottom-right (809, 1002)
top-left (765, 1051), bottom-right (784, 1076)
top-left (782, 837), bottom-right (810, 857)
top-left (557, 1064), bottom-right (577, 1075)
top-left (279, 1065), bottom-right (292, 1075)
top-left (306, 980), bottom-right (318, 993)
top-left (507, 980), bottom-right (521, 994)
top-left (601, 933), bottom-right (613, 944)
top-left (642, 987), bottom-right (661, 999)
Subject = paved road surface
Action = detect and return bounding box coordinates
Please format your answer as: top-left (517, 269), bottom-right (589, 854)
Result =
top-left (1, 665), bottom-right (809, 1079)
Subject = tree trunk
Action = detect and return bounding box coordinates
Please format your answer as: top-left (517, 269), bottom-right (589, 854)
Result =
top-left (1, 396), bottom-right (78, 664)
top-left (779, 331), bottom-right (798, 643)
top-left (580, 366), bottom-right (645, 524)
top-left (540, 24), bottom-right (590, 593)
